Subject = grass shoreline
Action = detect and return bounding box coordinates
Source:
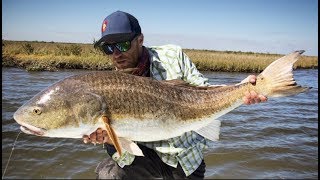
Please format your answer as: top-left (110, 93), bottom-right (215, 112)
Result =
top-left (2, 40), bottom-right (318, 72)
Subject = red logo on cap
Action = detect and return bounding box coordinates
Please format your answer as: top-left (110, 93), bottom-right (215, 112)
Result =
top-left (102, 20), bottom-right (107, 32)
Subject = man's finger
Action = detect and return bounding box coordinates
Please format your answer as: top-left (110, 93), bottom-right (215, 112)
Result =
top-left (249, 99), bottom-right (254, 104)
top-left (250, 90), bottom-right (257, 99)
top-left (97, 132), bottom-right (103, 143)
top-left (259, 94), bottom-right (268, 102)
top-left (83, 135), bottom-right (90, 144)
top-left (245, 91), bottom-right (250, 98)
top-left (249, 75), bottom-right (257, 85)
top-left (90, 132), bottom-right (97, 143)
top-left (102, 130), bottom-right (109, 143)
top-left (242, 96), bottom-right (250, 105)
top-left (255, 98), bottom-right (261, 103)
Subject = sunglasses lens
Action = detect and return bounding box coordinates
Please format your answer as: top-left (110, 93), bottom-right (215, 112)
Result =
top-left (116, 41), bottom-right (131, 52)
top-left (101, 40), bottom-right (132, 55)
top-left (101, 44), bottom-right (114, 55)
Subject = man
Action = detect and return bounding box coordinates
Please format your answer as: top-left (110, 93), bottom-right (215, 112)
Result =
top-left (83, 10), bottom-right (267, 179)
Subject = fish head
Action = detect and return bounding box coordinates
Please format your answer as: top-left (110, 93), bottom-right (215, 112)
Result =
top-left (13, 84), bottom-right (79, 137)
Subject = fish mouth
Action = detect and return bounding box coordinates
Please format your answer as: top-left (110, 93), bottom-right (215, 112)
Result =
top-left (17, 122), bottom-right (46, 136)
top-left (14, 111), bottom-right (46, 136)
top-left (20, 126), bottom-right (45, 136)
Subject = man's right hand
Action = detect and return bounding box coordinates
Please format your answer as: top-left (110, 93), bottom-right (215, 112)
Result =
top-left (82, 128), bottom-right (113, 145)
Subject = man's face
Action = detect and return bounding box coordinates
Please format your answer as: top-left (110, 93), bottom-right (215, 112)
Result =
top-left (111, 34), bottom-right (143, 69)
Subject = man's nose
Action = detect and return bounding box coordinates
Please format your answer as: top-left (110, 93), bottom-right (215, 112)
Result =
top-left (112, 47), bottom-right (122, 57)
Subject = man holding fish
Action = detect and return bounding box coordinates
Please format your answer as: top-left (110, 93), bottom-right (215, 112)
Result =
top-left (84, 11), bottom-right (267, 179)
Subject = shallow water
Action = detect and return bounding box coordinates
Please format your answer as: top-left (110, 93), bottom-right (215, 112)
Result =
top-left (2, 68), bottom-right (318, 179)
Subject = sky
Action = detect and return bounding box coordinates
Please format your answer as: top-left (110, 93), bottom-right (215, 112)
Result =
top-left (2, 0), bottom-right (318, 56)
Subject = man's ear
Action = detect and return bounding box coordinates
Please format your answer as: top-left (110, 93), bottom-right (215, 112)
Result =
top-left (138, 34), bottom-right (144, 47)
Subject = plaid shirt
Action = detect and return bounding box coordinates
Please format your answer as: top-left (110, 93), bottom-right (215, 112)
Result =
top-left (112, 44), bottom-right (211, 176)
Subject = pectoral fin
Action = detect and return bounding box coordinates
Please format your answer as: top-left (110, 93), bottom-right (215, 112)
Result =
top-left (101, 115), bottom-right (144, 157)
top-left (102, 115), bottom-right (122, 156)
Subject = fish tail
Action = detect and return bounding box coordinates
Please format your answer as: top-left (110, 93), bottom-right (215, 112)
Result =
top-left (257, 50), bottom-right (310, 97)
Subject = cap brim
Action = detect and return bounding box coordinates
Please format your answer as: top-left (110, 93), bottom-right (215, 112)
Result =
top-left (94, 33), bottom-right (136, 48)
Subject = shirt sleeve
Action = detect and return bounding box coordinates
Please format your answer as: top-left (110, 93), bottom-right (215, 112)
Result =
top-left (178, 49), bottom-right (211, 87)
top-left (111, 151), bottom-right (135, 168)
top-left (105, 143), bottom-right (135, 168)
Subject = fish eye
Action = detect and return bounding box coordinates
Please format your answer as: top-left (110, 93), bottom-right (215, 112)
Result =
top-left (33, 108), bottom-right (42, 115)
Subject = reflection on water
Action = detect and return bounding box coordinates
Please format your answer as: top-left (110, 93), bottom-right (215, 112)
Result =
top-left (2, 68), bottom-right (318, 179)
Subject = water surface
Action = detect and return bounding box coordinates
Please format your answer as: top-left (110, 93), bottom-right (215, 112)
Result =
top-left (2, 68), bottom-right (318, 179)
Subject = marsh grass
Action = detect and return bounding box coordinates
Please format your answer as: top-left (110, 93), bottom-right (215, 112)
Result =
top-left (2, 40), bottom-right (113, 71)
top-left (184, 49), bottom-right (318, 72)
top-left (2, 40), bottom-right (318, 72)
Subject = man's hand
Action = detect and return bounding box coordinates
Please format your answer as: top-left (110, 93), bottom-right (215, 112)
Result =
top-left (241, 75), bottom-right (268, 105)
top-left (82, 128), bottom-right (113, 145)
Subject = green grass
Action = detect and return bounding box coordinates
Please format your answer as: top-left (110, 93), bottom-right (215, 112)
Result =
top-left (2, 40), bottom-right (318, 72)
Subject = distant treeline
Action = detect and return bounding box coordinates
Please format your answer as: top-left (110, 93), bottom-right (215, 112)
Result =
top-left (2, 40), bottom-right (318, 72)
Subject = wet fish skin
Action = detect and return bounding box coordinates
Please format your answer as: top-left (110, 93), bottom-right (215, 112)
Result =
top-left (13, 50), bottom-right (309, 156)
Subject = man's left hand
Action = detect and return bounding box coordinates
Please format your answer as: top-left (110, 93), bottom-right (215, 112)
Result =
top-left (241, 75), bottom-right (268, 105)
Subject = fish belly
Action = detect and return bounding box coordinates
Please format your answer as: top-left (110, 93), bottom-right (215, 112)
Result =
top-left (112, 116), bottom-right (215, 142)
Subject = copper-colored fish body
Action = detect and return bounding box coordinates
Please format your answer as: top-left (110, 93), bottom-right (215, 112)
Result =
top-left (13, 51), bottom-right (309, 155)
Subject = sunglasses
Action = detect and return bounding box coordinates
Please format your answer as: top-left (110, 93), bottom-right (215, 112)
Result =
top-left (101, 35), bottom-right (137, 55)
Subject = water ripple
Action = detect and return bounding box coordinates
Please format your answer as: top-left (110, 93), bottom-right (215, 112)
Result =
top-left (2, 68), bottom-right (318, 179)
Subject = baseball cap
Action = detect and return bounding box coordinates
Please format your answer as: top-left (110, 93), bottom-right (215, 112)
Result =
top-left (94, 11), bottom-right (141, 48)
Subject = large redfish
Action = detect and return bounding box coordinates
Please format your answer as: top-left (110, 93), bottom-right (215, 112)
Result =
top-left (13, 50), bottom-right (309, 156)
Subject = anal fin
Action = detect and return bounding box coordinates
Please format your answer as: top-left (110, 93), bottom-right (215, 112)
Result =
top-left (195, 119), bottom-right (221, 141)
